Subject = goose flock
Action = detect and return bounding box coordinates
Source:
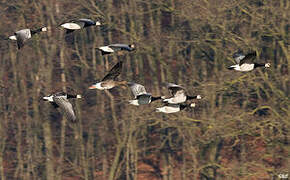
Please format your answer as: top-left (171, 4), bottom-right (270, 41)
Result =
top-left (7, 18), bottom-right (271, 121)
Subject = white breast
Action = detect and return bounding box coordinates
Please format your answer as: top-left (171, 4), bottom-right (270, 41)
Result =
top-left (156, 106), bottom-right (180, 113)
top-left (239, 64), bottom-right (255, 71)
top-left (61, 23), bottom-right (82, 30)
top-left (99, 46), bottom-right (114, 53)
top-left (163, 95), bottom-right (186, 104)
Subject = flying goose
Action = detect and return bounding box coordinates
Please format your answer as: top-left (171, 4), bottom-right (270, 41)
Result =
top-left (89, 60), bottom-right (127, 90)
top-left (228, 51), bottom-right (270, 71)
top-left (156, 103), bottom-right (196, 113)
top-left (9, 27), bottom-right (47, 49)
top-left (162, 83), bottom-right (201, 104)
top-left (128, 82), bottom-right (163, 106)
top-left (43, 92), bottom-right (82, 122)
top-left (97, 44), bottom-right (135, 55)
top-left (60, 18), bottom-right (101, 34)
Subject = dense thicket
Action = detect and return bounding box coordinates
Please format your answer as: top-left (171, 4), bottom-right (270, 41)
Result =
top-left (0, 0), bottom-right (289, 179)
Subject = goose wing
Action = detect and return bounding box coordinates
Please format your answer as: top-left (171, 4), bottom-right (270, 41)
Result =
top-left (15, 29), bottom-right (31, 49)
top-left (78, 18), bottom-right (95, 26)
top-left (239, 51), bottom-right (257, 65)
top-left (72, 19), bottom-right (86, 28)
top-left (232, 52), bottom-right (245, 64)
top-left (102, 61), bottom-right (123, 81)
top-left (16, 35), bottom-right (25, 49)
top-left (108, 44), bottom-right (131, 51)
top-left (128, 82), bottom-right (147, 98)
top-left (165, 83), bottom-right (185, 96)
top-left (53, 96), bottom-right (76, 122)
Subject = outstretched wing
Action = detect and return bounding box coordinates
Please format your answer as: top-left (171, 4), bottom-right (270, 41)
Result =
top-left (239, 51), bottom-right (257, 65)
top-left (15, 29), bottom-right (31, 49)
top-left (53, 96), bottom-right (76, 122)
top-left (102, 61), bottom-right (123, 81)
top-left (232, 51), bottom-right (245, 64)
top-left (128, 82), bottom-right (147, 98)
top-left (78, 19), bottom-right (95, 26)
top-left (165, 83), bottom-right (185, 96)
top-left (109, 44), bottom-right (131, 51)
top-left (67, 19), bottom-right (86, 28)
top-left (16, 36), bottom-right (25, 49)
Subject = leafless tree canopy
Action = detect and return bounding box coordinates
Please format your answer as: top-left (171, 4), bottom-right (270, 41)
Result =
top-left (0, 0), bottom-right (288, 179)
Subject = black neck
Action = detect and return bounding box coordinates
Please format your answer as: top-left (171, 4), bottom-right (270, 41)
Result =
top-left (31, 28), bottom-right (42, 35)
top-left (179, 104), bottom-right (188, 110)
top-left (186, 95), bottom-right (198, 100)
top-left (84, 22), bottom-right (95, 27)
top-left (67, 94), bottom-right (77, 99)
top-left (254, 63), bottom-right (264, 68)
top-left (151, 96), bottom-right (162, 102)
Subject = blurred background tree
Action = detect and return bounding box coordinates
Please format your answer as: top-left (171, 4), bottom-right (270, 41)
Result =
top-left (0, 0), bottom-right (288, 179)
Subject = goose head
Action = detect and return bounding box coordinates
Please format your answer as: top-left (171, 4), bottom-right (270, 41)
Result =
top-left (41, 27), bottom-right (48, 32)
top-left (129, 44), bottom-right (135, 50)
top-left (190, 103), bottom-right (196, 108)
top-left (95, 21), bottom-right (101, 26)
top-left (265, 63), bottom-right (271, 68)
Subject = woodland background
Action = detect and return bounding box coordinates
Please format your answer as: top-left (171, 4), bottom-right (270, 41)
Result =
top-left (0, 0), bottom-right (289, 179)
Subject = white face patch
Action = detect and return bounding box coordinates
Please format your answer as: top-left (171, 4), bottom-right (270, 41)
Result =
top-left (41, 27), bottom-right (48, 32)
top-left (96, 21), bottom-right (101, 26)
top-left (61, 23), bottom-right (81, 30)
top-left (190, 103), bottom-right (196, 108)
